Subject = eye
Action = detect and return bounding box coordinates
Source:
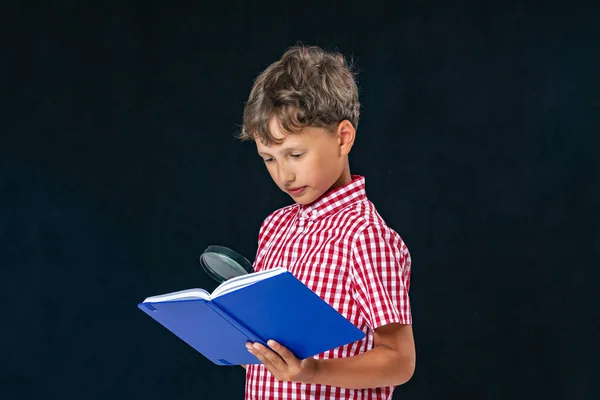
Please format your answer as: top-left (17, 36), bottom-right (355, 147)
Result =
top-left (263, 157), bottom-right (274, 163)
top-left (290, 153), bottom-right (304, 159)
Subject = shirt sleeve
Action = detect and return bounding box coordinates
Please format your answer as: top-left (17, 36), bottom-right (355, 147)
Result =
top-left (350, 223), bottom-right (412, 330)
top-left (252, 212), bottom-right (276, 272)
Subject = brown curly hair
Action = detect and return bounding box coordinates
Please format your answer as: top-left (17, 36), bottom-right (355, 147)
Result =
top-left (238, 45), bottom-right (360, 145)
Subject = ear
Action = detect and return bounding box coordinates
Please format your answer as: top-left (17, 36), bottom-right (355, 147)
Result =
top-left (337, 120), bottom-right (356, 156)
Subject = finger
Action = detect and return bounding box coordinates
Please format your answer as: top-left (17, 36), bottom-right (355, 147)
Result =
top-left (249, 351), bottom-right (282, 380)
top-left (253, 343), bottom-right (286, 370)
top-left (248, 347), bottom-right (268, 365)
top-left (250, 348), bottom-right (281, 376)
top-left (267, 340), bottom-right (299, 365)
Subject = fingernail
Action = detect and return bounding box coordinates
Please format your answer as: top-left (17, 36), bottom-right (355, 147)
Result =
top-left (267, 340), bottom-right (275, 346)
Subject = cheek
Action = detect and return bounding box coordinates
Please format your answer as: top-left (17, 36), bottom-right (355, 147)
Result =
top-left (304, 156), bottom-right (323, 175)
top-left (316, 150), bottom-right (339, 170)
top-left (266, 164), bottom-right (278, 180)
top-left (306, 155), bottom-right (336, 180)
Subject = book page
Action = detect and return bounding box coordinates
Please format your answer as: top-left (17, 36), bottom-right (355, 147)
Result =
top-left (144, 288), bottom-right (210, 303)
top-left (211, 267), bottom-right (287, 299)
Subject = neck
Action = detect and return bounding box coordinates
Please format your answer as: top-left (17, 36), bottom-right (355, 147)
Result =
top-left (331, 159), bottom-right (352, 191)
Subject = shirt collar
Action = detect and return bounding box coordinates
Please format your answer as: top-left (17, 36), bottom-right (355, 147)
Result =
top-left (297, 174), bottom-right (366, 221)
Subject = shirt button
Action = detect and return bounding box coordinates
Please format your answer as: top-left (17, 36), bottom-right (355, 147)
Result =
top-left (312, 211), bottom-right (318, 218)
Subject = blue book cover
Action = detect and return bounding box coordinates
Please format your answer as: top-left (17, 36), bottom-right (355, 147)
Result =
top-left (138, 268), bottom-right (365, 366)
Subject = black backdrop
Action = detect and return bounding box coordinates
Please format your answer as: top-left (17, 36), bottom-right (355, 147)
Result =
top-left (1, 2), bottom-right (598, 399)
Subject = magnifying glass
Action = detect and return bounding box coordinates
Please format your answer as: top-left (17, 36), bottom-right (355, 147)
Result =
top-left (199, 245), bottom-right (254, 283)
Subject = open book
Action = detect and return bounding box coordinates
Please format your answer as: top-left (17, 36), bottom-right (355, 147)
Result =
top-left (138, 267), bottom-right (365, 366)
top-left (143, 267), bottom-right (288, 302)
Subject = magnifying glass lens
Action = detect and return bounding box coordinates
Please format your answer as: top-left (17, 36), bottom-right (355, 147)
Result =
top-left (199, 245), bottom-right (253, 283)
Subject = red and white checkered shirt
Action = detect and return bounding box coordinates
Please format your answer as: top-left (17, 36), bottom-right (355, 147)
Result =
top-left (245, 174), bottom-right (412, 400)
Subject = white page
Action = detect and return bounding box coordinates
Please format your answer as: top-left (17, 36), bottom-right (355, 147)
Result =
top-left (142, 267), bottom-right (287, 303)
top-left (211, 267), bottom-right (287, 298)
top-left (144, 288), bottom-right (210, 303)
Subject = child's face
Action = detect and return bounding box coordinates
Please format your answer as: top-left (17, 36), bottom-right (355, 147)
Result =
top-left (256, 118), bottom-right (354, 205)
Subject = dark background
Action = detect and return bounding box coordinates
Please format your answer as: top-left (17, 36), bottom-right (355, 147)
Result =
top-left (1, 1), bottom-right (598, 399)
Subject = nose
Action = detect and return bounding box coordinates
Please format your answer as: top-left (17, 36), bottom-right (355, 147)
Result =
top-left (277, 162), bottom-right (295, 186)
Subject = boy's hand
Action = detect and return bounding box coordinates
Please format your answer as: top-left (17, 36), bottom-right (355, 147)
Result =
top-left (246, 340), bottom-right (318, 383)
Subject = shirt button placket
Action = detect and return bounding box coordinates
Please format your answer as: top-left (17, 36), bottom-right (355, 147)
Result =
top-left (298, 211), bottom-right (306, 233)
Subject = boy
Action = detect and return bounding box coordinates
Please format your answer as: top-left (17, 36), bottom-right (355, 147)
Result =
top-left (237, 45), bottom-right (415, 400)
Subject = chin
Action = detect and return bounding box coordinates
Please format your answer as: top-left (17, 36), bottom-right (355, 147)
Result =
top-left (297, 191), bottom-right (325, 206)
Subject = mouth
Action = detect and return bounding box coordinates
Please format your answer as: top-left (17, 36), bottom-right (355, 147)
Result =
top-left (287, 186), bottom-right (307, 196)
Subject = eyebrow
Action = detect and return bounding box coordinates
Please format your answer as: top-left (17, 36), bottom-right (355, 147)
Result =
top-left (258, 147), bottom-right (305, 157)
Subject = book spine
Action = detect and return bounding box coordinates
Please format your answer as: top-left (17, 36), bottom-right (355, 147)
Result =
top-left (206, 302), bottom-right (266, 346)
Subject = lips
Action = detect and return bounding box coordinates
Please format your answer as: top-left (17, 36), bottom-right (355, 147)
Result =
top-left (287, 186), bottom-right (307, 195)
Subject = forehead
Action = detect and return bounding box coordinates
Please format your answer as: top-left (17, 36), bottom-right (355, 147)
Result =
top-left (255, 119), bottom-right (309, 152)
top-left (255, 132), bottom-right (303, 154)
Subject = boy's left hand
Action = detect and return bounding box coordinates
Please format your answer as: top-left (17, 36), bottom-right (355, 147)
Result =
top-left (246, 340), bottom-right (318, 383)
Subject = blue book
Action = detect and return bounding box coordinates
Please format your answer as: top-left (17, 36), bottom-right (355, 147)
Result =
top-left (138, 267), bottom-right (365, 366)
